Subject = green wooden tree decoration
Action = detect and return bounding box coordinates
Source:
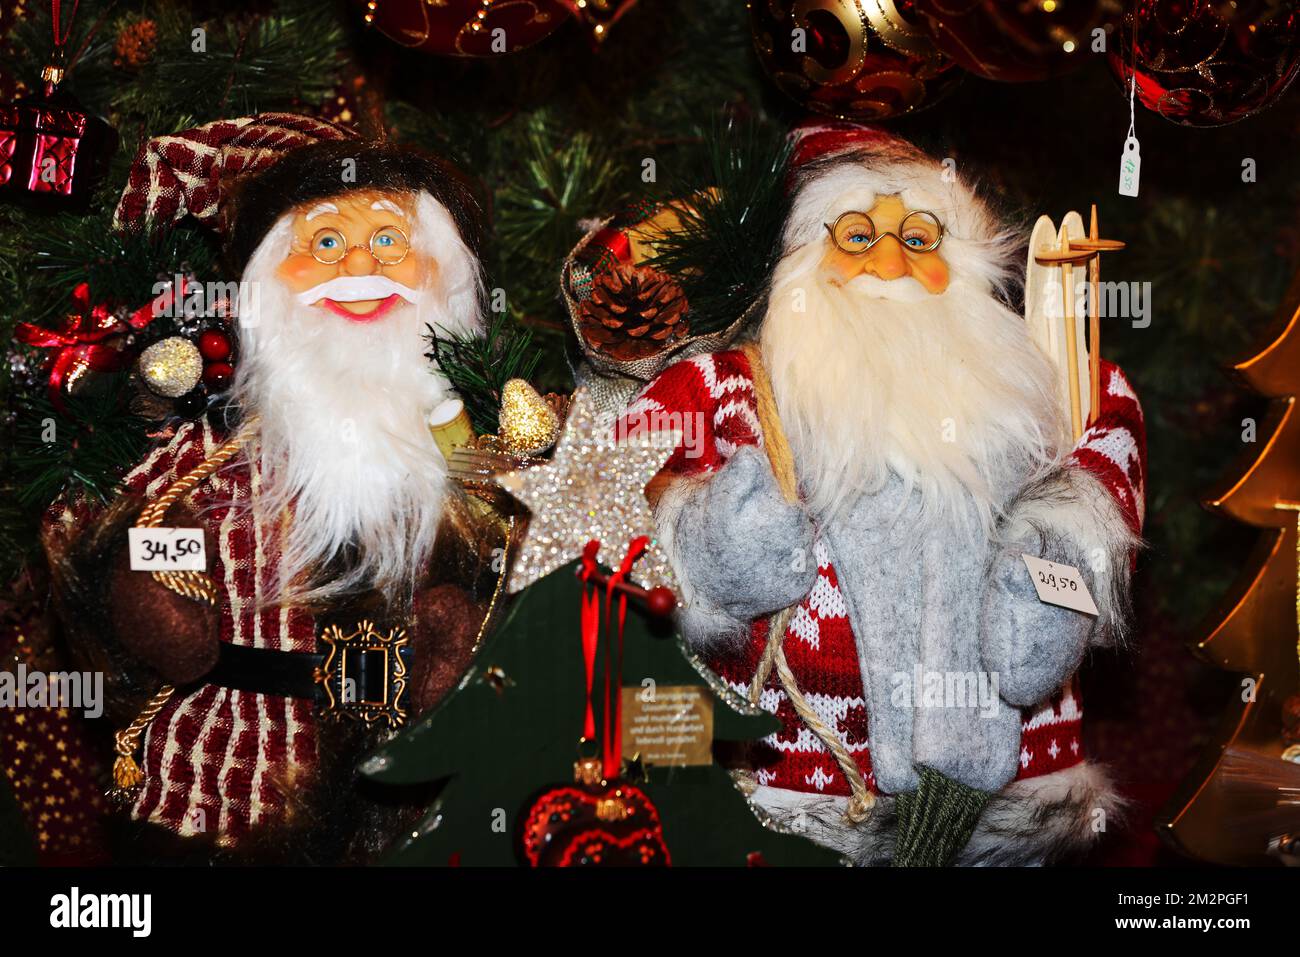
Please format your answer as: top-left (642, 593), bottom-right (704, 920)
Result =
top-left (362, 559), bottom-right (840, 866)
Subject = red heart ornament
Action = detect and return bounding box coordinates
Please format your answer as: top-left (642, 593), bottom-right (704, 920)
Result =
top-left (519, 782), bottom-right (670, 867)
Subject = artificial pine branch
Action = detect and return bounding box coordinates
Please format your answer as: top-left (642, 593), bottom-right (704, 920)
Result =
top-left (0, 209), bottom-right (215, 329)
top-left (644, 117), bottom-right (792, 336)
top-left (112, 0), bottom-right (345, 121)
top-left (8, 381), bottom-right (149, 513)
top-left (493, 113), bottom-right (621, 324)
top-left (426, 313), bottom-right (544, 435)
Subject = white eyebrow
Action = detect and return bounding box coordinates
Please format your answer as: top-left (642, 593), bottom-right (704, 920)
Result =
top-left (370, 199), bottom-right (404, 215)
top-left (304, 202), bottom-right (339, 221)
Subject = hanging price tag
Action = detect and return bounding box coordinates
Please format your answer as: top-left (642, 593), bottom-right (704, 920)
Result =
top-left (1117, 135), bottom-right (1141, 198)
top-left (1021, 554), bottom-right (1099, 616)
top-left (128, 527), bottom-right (207, 571)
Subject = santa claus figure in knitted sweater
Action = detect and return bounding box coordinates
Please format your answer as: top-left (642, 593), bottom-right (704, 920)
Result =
top-left (620, 123), bottom-right (1145, 865)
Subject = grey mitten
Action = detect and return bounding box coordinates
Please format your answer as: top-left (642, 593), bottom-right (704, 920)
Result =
top-left (672, 445), bottom-right (817, 628)
top-left (979, 542), bottom-right (1093, 707)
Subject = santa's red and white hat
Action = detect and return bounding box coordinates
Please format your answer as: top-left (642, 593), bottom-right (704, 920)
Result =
top-left (113, 112), bottom-right (482, 271)
top-left (782, 117), bottom-right (1014, 292)
top-left (788, 118), bottom-right (913, 169)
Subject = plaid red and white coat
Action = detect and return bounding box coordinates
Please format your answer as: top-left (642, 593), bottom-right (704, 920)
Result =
top-left (619, 349), bottom-right (1146, 799)
top-left (49, 420), bottom-right (319, 841)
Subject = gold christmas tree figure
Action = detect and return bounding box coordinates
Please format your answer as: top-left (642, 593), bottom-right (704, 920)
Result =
top-left (1160, 271), bottom-right (1300, 866)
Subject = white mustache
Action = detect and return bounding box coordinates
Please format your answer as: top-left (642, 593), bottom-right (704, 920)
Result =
top-left (845, 273), bottom-right (934, 303)
top-left (296, 275), bottom-right (424, 305)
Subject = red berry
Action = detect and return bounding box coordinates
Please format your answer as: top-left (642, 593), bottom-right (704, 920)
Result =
top-left (646, 586), bottom-right (677, 617)
top-left (203, 361), bottom-right (234, 390)
top-left (197, 329), bottom-right (232, 361)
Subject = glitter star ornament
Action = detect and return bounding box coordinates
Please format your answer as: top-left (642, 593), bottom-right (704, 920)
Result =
top-left (496, 388), bottom-right (679, 593)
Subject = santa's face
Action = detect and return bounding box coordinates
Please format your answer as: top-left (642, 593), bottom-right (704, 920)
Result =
top-left (821, 195), bottom-right (950, 296)
top-left (234, 186), bottom-right (483, 604)
top-left (276, 189), bottom-right (432, 323)
top-left (761, 182), bottom-right (1064, 530)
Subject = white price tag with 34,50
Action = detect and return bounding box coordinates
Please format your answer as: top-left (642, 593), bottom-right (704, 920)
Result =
top-left (1020, 554), bottom-right (1098, 616)
top-left (128, 527), bottom-right (207, 572)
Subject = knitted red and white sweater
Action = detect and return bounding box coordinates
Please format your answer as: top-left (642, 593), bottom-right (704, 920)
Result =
top-left (619, 349), bottom-right (1146, 801)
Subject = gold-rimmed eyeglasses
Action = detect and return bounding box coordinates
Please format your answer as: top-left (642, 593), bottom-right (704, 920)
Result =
top-left (309, 225), bottom-right (411, 266)
top-left (824, 210), bottom-right (944, 255)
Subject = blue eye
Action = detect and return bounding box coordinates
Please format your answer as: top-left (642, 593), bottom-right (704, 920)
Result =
top-left (375, 234), bottom-right (394, 247)
top-left (905, 236), bottom-right (925, 248)
top-left (319, 237), bottom-right (337, 248)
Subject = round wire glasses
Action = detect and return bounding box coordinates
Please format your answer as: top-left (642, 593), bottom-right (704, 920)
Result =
top-left (309, 225), bottom-right (411, 266)
top-left (824, 210), bottom-right (944, 255)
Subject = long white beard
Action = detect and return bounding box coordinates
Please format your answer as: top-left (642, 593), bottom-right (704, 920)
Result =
top-left (230, 195), bottom-right (482, 605)
top-left (760, 243), bottom-right (1067, 534)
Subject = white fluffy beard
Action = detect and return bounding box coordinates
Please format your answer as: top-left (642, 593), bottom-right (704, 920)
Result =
top-left (230, 194), bottom-right (483, 605)
top-left (760, 243), bottom-right (1067, 534)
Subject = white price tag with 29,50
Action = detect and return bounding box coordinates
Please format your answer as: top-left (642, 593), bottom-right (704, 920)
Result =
top-left (128, 527), bottom-right (207, 572)
top-left (1021, 554), bottom-right (1098, 616)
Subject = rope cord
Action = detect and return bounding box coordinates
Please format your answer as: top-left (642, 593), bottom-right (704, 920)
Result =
top-left (738, 343), bottom-right (875, 824)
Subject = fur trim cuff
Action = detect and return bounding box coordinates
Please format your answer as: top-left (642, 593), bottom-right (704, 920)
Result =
top-left (747, 760), bottom-right (1124, 866)
top-left (1000, 464), bottom-right (1142, 646)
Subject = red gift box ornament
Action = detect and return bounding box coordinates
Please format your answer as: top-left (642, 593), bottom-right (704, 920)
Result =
top-left (0, 1), bottom-right (116, 209)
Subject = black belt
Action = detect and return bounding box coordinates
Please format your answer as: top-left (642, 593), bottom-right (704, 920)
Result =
top-left (202, 621), bottom-right (412, 729)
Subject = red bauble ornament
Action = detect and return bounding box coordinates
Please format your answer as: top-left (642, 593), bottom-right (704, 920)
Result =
top-left (518, 775), bottom-right (670, 866)
top-left (751, 0), bottom-right (961, 120)
top-left (1107, 0), bottom-right (1300, 127)
top-left (197, 329), bottom-right (232, 361)
top-left (202, 361), bottom-right (234, 391)
top-left (645, 586), bottom-right (676, 618)
top-left (913, 0), bottom-right (1120, 83)
top-left (0, 79), bottom-right (115, 210)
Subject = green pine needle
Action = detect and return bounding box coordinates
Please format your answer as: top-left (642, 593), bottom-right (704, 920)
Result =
top-left (8, 380), bottom-right (149, 514)
top-left (493, 114), bottom-right (622, 323)
top-left (644, 117), bottom-right (792, 336)
top-left (426, 313), bottom-right (544, 435)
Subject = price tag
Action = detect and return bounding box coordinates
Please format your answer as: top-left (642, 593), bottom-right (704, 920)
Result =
top-left (1021, 554), bottom-right (1098, 616)
top-left (128, 527), bottom-right (207, 572)
top-left (1118, 135), bottom-right (1141, 197)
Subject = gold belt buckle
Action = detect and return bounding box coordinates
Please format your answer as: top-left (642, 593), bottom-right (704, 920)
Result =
top-left (315, 619), bottom-right (410, 730)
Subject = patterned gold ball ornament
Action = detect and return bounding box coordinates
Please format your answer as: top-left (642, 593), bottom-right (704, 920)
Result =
top-left (498, 378), bottom-right (561, 456)
top-left (138, 336), bottom-right (204, 398)
top-left (751, 0), bottom-right (962, 120)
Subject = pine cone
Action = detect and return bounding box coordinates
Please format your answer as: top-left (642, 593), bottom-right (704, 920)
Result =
top-left (577, 264), bottom-right (689, 362)
top-left (114, 19), bottom-right (158, 70)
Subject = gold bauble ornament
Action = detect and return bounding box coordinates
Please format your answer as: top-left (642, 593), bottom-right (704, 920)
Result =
top-left (498, 378), bottom-right (561, 456)
top-left (138, 337), bottom-right (203, 398)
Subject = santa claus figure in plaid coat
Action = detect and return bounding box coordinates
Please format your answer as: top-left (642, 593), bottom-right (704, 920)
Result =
top-left (619, 123), bottom-right (1145, 865)
top-left (44, 115), bottom-right (496, 861)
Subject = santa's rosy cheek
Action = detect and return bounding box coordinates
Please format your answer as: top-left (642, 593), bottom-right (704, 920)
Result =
top-left (909, 256), bottom-right (950, 294)
top-left (389, 252), bottom-right (434, 290)
top-left (276, 254), bottom-right (331, 293)
top-left (821, 247), bottom-right (863, 284)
